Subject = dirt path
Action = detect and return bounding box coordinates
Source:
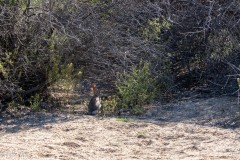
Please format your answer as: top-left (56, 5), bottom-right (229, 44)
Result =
top-left (0, 97), bottom-right (240, 160)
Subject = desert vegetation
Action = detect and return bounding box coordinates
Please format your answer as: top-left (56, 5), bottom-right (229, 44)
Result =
top-left (1, 0), bottom-right (240, 114)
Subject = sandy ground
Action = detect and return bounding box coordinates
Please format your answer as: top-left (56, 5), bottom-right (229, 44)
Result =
top-left (0, 97), bottom-right (240, 160)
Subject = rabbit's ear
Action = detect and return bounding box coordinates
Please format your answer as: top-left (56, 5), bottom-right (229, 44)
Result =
top-left (90, 83), bottom-right (97, 95)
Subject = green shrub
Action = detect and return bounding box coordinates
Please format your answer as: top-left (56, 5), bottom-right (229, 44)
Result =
top-left (141, 17), bottom-right (171, 41)
top-left (208, 29), bottom-right (233, 61)
top-left (102, 95), bottom-right (119, 116)
top-left (47, 55), bottom-right (82, 91)
top-left (116, 62), bottom-right (157, 115)
top-left (0, 63), bottom-right (8, 78)
top-left (30, 94), bottom-right (41, 111)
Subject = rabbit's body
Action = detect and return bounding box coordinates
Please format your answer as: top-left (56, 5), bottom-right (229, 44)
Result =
top-left (88, 95), bottom-right (102, 115)
top-left (87, 83), bottom-right (102, 115)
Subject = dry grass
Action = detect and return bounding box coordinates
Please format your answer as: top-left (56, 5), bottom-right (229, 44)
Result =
top-left (0, 97), bottom-right (240, 160)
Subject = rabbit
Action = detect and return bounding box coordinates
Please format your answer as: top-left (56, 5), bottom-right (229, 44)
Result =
top-left (88, 83), bottom-right (102, 115)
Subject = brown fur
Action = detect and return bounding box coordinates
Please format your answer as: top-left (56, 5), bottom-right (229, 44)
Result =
top-left (88, 95), bottom-right (102, 115)
top-left (88, 83), bottom-right (102, 115)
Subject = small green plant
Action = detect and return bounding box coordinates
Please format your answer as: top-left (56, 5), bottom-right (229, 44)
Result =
top-left (116, 117), bottom-right (131, 122)
top-left (116, 61), bottom-right (157, 115)
top-left (137, 131), bottom-right (147, 137)
top-left (102, 95), bottom-right (119, 116)
top-left (30, 94), bottom-right (41, 111)
top-left (141, 17), bottom-right (171, 41)
top-left (0, 63), bottom-right (8, 78)
top-left (8, 101), bottom-right (19, 112)
top-left (208, 29), bottom-right (233, 61)
top-left (132, 105), bottom-right (145, 115)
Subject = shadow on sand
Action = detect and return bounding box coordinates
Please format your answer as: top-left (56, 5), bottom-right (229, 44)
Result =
top-left (0, 111), bottom-right (87, 133)
top-left (0, 96), bottom-right (240, 134)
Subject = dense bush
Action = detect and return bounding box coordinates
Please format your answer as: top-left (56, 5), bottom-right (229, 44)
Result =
top-left (116, 62), bottom-right (158, 115)
top-left (0, 1), bottom-right (81, 111)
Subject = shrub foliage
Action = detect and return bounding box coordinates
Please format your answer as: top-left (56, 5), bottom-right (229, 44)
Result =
top-left (116, 62), bottom-right (157, 114)
top-left (0, 1), bottom-right (240, 112)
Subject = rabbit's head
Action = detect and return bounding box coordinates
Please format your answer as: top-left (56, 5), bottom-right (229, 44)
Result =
top-left (90, 83), bottom-right (96, 93)
top-left (91, 83), bottom-right (100, 96)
